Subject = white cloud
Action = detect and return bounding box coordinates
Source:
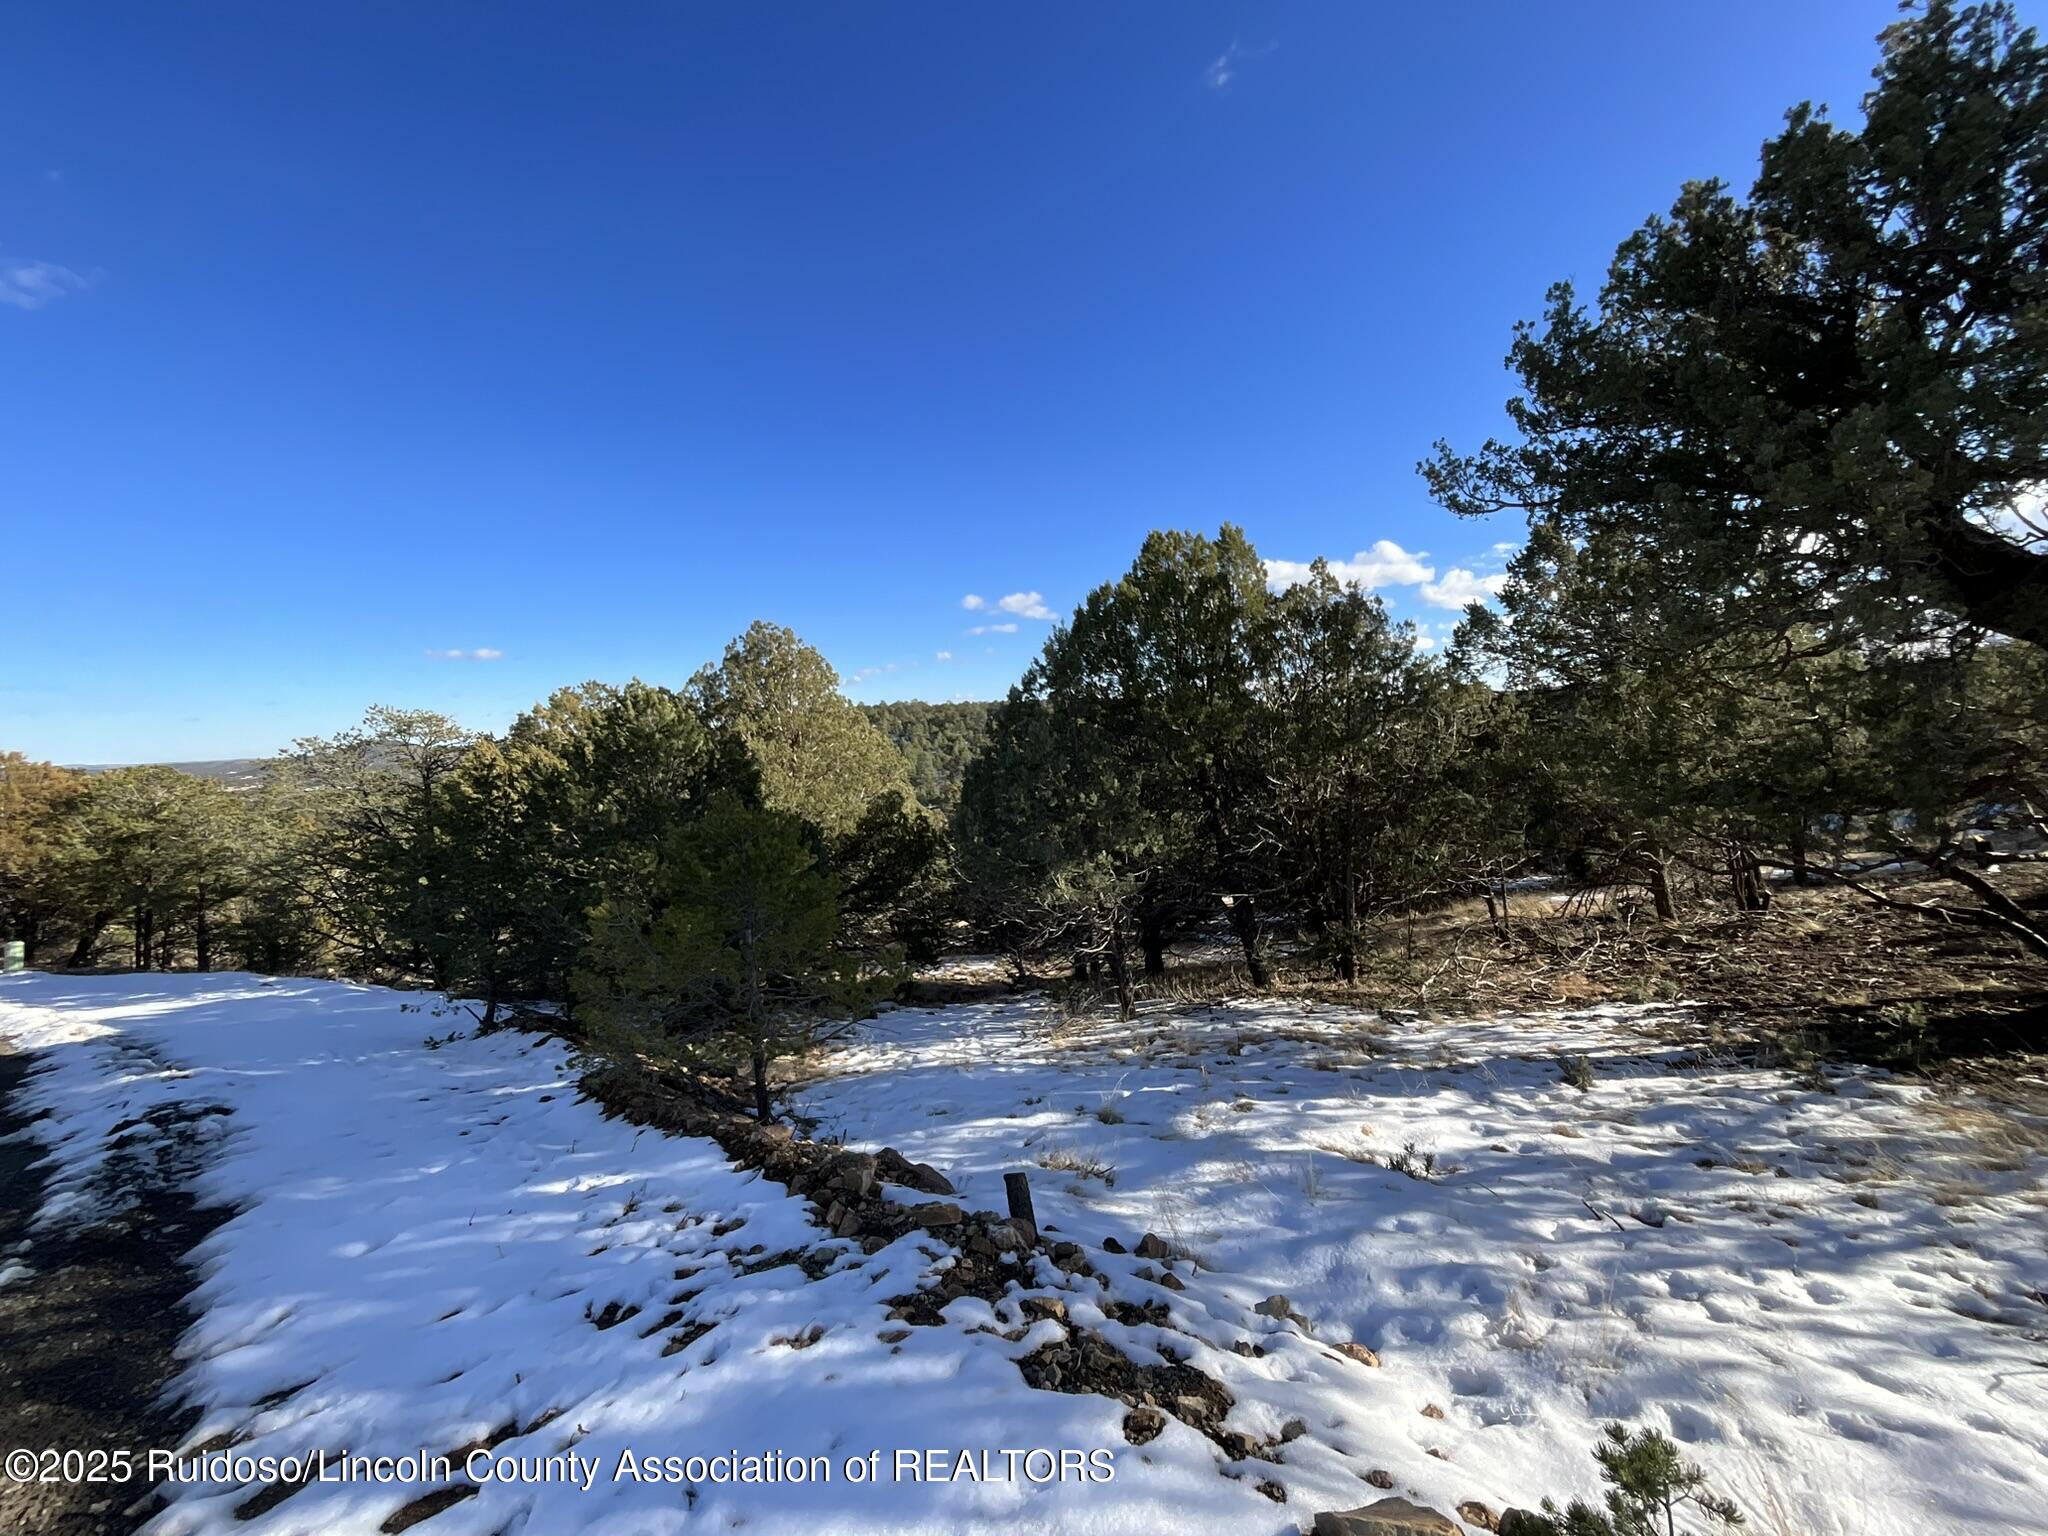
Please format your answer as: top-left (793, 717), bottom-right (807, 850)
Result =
top-left (963, 590), bottom-right (1054, 620)
top-left (1205, 39), bottom-right (1276, 91)
top-left (967, 622), bottom-right (1020, 636)
top-left (1264, 539), bottom-right (1435, 592)
top-left (935, 650), bottom-right (953, 662)
top-left (1491, 540), bottom-right (1520, 555)
top-left (994, 591), bottom-right (1054, 621)
top-left (1418, 568), bottom-right (1508, 610)
top-left (424, 647), bottom-right (504, 662)
top-left (1, 257), bottom-right (94, 311)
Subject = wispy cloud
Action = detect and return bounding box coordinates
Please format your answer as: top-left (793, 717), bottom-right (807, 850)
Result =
top-left (424, 647), bottom-right (505, 661)
top-left (1204, 38), bottom-right (1277, 91)
top-left (963, 590), bottom-right (1055, 621)
top-left (0, 257), bottom-right (95, 311)
top-left (1418, 568), bottom-right (1508, 610)
top-left (935, 650), bottom-right (954, 662)
top-left (967, 622), bottom-right (1020, 636)
top-left (1264, 540), bottom-right (1434, 592)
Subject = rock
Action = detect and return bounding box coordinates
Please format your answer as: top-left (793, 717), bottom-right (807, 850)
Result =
top-left (1020, 1296), bottom-right (1068, 1324)
top-left (1313, 1498), bottom-right (1462, 1536)
top-left (826, 1152), bottom-right (878, 1198)
top-left (1421, 1403), bottom-right (1446, 1420)
top-left (873, 1148), bottom-right (954, 1194)
top-left (1457, 1502), bottom-right (1501, 1532)
top-left (1158, 1271), bottom-right (1185, 1292)
top-left (1122, 1406), bottom-right (1166, 1445)
top-left (1051, 1240), bottom-right (1082, 1261)
top-left (1364, 1470), bottom-right (1395, 1490)
top-left (1335, 1341), bottom-right (1381, 1367)
top-left (1279, 1417), bottom-right (1307, 1443)
top-left (1257, 1479), bottom-right (1287, 1503)
top-left (1255, 1293), bottom-right (1305, 1326)
top-left (1135, 1232), bottom-right (1173, 1260)
top-left (877, 1328), bottom-right (910, 1343)
top-left (1102, 1235), bottom-right (1127, 1253)
top-left (1496, 1511), bottom-right (1549, 1536)
top-left (909, 1202), bottom-right (965, 1227)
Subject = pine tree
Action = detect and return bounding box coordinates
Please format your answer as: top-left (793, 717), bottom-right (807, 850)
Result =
top-left (574, 794), bottom-right (881, 1121)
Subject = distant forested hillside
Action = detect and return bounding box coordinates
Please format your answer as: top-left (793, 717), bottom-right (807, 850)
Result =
top-left (861, 701), bottom-right (992, 813)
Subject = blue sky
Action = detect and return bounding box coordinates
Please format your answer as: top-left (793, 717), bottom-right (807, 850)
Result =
top-left (5, 3), bottom-right (1910, 762)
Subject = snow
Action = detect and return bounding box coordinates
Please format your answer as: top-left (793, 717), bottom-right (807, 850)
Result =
top-left (3, 972), bottom-right (2046, 1535)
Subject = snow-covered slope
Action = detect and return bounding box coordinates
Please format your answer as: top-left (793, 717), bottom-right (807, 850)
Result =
top-left (805, 998), bottom-right (2048, 1535)
top-left (2, 973), bottom-right (2045, 1535)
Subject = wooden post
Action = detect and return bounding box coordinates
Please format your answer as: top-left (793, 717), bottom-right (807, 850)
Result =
top-left (1004, 1170), bottom-right (1038, 1244)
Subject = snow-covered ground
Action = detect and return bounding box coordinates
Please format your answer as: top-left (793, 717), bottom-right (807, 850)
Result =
top-left (3, 973), bottom-right (2046, 1535)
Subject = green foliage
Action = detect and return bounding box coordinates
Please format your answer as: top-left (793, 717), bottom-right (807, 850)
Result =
top-left (861, 700), bottom-right (992, 814)
top-left (1428, 0), bottom-right (2048, 652)
top-left (574, 794), bottom-right (884, 1119)
top-left (691, 623), bottom-right (914, 837)
top-left (1522, 1423), bottom-right (1743, 1536)
top-left (960, 528), bottom-right (1500, 994)
top-left (830, 787), bottom-right (952, 964)
top-left (497, 679), bottom-right (738, 995)
top-left (0, 753), bottom-right (85, 959)
top-left (270, 706), bottom-right (477, 982)
top-left (1434, 4), bottom-right (2048, 952)
top-left (55, 765), bottom-right (245, 971)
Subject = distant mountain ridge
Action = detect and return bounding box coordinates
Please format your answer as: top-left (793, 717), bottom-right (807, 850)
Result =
top-left (74, 699), bottom-right (996, 807)
top-left (74, 758), bottom-right (270, 787)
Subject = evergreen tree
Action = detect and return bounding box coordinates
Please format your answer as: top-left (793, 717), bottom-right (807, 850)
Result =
top-left (575, 794), bottom-right (879, 1120)
top-left (1427, 0), bottom-right (2048, 652)
top-left (0, 753), bottom-right (85, 963)
top-left (690, 623), bottom-right (913, 837)
top-left (275, 706), bottom-right (476, 981)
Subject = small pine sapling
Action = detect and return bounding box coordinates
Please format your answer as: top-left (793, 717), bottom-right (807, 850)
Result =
top-left (1522, 1423), bottom-right (1742, 1536)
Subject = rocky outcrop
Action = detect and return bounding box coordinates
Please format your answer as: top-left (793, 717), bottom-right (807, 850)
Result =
top-left (1312, 1497), bottom-right (1462, 1536)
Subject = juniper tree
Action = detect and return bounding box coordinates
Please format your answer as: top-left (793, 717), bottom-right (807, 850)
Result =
top-left (689, 623), bottom-right (913, 838)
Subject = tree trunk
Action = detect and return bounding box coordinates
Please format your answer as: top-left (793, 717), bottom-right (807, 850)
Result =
top-left (1790, 822), bottom-right (1812, 886)
top-left (1646, 857), bottom-right (1675, 921)
top-left (1139, 905), bottom-right (1168, 978)
top-left (1109, 909), bottom-right (1136, 1022)
top-left (1337, 834), bottom-right (1359, 982)
top-left (68, 913), bottom-right (109, 969)
top-left (195, 886), bottom-right (211, 973)
top-left (751, 1041), bottom-right (772, 1122)
top-left (1728, 844), bottom-right (1770, 913)
top-left (1228, 896), bottom-right (1269, 988)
